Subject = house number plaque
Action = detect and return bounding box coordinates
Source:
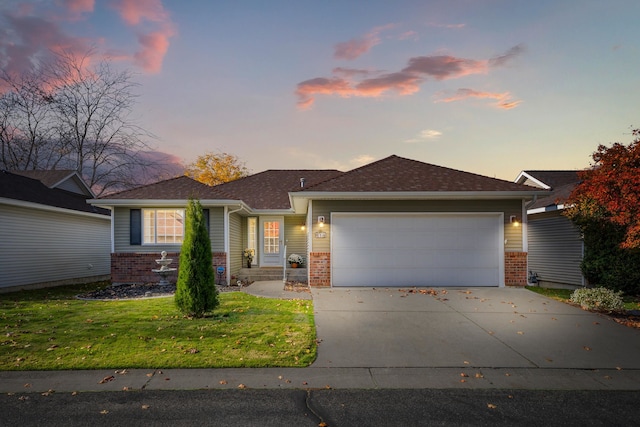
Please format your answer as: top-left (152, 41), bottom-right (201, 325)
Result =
top-left (315, 231), bottom-right (327, 238)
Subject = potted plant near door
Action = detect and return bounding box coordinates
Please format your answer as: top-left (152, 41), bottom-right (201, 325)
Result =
top-left (244, 248), bottom-right (255, 268)
top-left (288, 253), bottom-right (303, 268)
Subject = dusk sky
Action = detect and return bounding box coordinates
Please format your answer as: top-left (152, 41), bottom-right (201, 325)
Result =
top-left (1, 0), bottom-right (638, 180)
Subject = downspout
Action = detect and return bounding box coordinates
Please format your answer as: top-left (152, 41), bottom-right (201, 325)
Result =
top-left (225, 205), bottom-right (244, 286)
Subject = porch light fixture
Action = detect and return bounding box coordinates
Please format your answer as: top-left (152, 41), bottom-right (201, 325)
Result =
top-left (510, 215), bottom-right (520, 227)
top-left (301, 222), bottom-right (306, 231)
top-left (318, 216), bottom-right (325, 227)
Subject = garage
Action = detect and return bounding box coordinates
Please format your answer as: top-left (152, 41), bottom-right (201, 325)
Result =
top-left (331, 213), bottom-right (504, 287)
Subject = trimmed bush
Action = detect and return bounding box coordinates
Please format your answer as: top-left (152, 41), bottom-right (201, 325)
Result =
top-left (175, 198), bottom-right (219, 317)
top-left (570, 287), bottom-right (624, 313)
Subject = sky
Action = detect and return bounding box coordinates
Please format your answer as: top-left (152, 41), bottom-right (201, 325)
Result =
top-left (1, 0), bottom-right (639, 181)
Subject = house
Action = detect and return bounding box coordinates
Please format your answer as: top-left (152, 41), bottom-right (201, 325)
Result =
top-left (0, 170), bottom-right (111, 291)
top-left (515, 170), bottom-right (584, 288)
top-left (91, 155), bottom-right (547, 288)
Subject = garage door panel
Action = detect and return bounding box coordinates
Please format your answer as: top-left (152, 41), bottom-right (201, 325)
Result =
top-left (332, 213), bottom-right (502, 287)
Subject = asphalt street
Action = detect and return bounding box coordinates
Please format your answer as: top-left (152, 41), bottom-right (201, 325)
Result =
top-left (2, 388), bottom-right (639, 426)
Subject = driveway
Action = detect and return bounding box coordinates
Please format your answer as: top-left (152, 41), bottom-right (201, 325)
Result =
top-left (310, 287), bottom-right (640, 370)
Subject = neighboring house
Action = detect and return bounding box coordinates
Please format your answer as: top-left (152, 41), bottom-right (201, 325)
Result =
top-left (91, 155), bottom-right (546, 288)
top-left (515, 170), bottom-right (584, 288)
top-left (0, 170), bottom-right (111, 291)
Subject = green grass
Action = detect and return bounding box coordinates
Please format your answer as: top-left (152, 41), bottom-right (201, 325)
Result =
top-left (0, 283), bottom-right (316, 371)
top-left (526, 286), bottom-right (640, 311)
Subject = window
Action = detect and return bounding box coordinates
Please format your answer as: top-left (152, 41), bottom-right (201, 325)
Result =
top-left (143, 209), bottom-right (185, 244)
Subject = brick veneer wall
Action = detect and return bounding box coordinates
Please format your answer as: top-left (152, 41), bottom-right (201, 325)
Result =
top-left (505, 252), bottom-right (528, 287)
top-left (111, 252), bottom-right (227, 284)
top-left (309, 252), bottom-right (331, 287)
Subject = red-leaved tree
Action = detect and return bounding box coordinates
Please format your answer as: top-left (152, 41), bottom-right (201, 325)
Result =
top-left (567, 128), bottom-right (640, 249)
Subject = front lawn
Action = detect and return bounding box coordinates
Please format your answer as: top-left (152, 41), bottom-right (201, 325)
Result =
top-left (0, 283), bottom-right (316, 371)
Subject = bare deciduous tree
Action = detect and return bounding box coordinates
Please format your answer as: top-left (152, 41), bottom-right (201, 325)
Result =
top-left (0, 49), bottom-right (176, 196)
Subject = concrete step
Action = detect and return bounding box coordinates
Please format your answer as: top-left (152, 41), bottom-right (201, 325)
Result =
top-left (237, 268), bottom-right (307, 283)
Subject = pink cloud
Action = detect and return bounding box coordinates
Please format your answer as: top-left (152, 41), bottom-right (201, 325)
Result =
top-left (134, 29), bottom-right (173, 73)
top-left (111, 0), bottom-right (176, 74)
top-left (435, 88), bottom-right (522, 109)
top-left (427, 22), bottom-right (466, 29)
top-left (355, 72), bottom-right (423, 96)
top-left (296, 45), bottom-right (524, 109)
top-left (0, 12), bottom-right (92, 80)
top-left (295, 77), bottom-right (356, 109)
top-left (333, 24), bottom-right (395, 60)
top-left (402, 55), bottom-right (488, 80)
top-left (57, 0), bottom-right (94, 20)
top-left (111, 0), bottom-right (169, 25)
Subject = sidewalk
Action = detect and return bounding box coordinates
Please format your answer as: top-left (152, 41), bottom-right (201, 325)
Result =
top-left (2, 282), bottom-right (640, 393)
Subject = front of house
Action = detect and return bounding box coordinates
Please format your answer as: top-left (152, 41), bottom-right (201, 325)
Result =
top-left (91, 155), bottom-right (546, 288)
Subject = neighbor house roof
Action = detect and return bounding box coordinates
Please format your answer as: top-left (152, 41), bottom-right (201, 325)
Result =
top-left (0, 170), bottom-right (109, 215)
top-left (515, 170), bottom-right (581, 212)
top-left (11, 169), bottom-right (94, 197)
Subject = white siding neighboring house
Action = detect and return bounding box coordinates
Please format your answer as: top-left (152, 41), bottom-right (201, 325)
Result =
top-left (0, 170), bottom-right (111, 291)
top-left (515, 170), bottom-right (585, 288)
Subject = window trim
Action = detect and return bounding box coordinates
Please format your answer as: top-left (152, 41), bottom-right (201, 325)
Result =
top-left (142, 208), bottom-right (185, 245)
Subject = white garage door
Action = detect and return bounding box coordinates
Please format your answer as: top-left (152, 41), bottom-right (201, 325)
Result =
top-left (331, 213), bottom-right (503, 287)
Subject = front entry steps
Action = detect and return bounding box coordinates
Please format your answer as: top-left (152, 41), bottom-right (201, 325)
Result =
top-left (237, 267), bottom-right (307, 284)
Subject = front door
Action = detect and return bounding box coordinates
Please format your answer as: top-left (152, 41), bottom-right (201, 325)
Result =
top-left (260, 216), bottom-right (284, 267)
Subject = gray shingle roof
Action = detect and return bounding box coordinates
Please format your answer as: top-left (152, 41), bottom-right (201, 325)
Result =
top-left (102, 176), bottom-right (233, 201)
top-left (303, 155), bottom-right (541, 193)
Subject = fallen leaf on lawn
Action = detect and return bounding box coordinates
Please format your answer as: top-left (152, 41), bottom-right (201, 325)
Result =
top-left (86, 319), bottom-right (93, 323)
top-left (219, 380), bottom-right (227, 385)
top-left (99, 375), bottom-right (115, 384)
top-left (141, 404), bottom-right (151, 410)
top-left (487, 403), bottom-right (497, 409)
top-left (41, 389), bottom-right (54, 396)
top-left (551, 317), bottom-right (557, 321)
top-left (463, 361), bottom-right (470, 364)
top-left (460, 379), bottom-right (467, 383)
top-left (100, 410), bottom-right (109, 415)
top-left (302, 381), bottom-right (308, 385)
top-left (583, 346), bottom-right (591, 351)
top-left (616, 367), bottom-right (622, 371)
top-left (517, 331), bottom-right (524, 335)
top-left (505, 373), bottom-right (511, 377)
top-left (325, 385), bottom-right (332, 389)
top-left (146, 373), bottom-right (153, 377)
top-left (115, 369), bottom-right (128, 375)
top-left (122, 387), bottom-right (130, 391)
top-left (238, 384), bottom-right (246, 389)
top-left (46, 345), bottom-right (58, 351)
top-left (545, 358), bottom-right (553, 362)
top-left (475, 373), bottom-right (484, 378)
top-left (508, 395), bottom-right (513, 399)
top-left (188, 348), bottom-right (199, 354)
top-left (24, 383), bottom-right (31, 388)
top-left (460, 373), bottom-right (469, 377)
top-left (71, 391), bottom-right (78, 396)
top-left (18, 395), bottom-right (29, 401)
top-left (319, 422), bottom-right (328, 427)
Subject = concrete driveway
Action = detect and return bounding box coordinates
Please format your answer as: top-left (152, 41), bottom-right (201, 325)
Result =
top-left (310, 287), bottom-right (640, 370)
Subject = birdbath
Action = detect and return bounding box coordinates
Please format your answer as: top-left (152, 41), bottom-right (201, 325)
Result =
top-left (152, 251), bottom-right (177, 286)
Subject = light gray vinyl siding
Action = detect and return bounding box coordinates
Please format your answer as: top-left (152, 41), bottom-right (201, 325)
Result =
top-left (284, 215), bottom-right (307, 264)
top-left (1, 204), bottom-right (110, 289)
top-left (55, 176), bottom-right (87, 195)
top-left (310, 200), bottom-right (523, 253)
top-left (113, 206), bottom-right (225, 253)
top-left (528, 211), bottom-right (584, 287)
top-left (229, 212), bottom-right (242, 276)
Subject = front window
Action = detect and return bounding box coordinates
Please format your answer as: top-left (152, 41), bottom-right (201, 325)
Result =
top-left (143, 209), bottom-right (185, 244)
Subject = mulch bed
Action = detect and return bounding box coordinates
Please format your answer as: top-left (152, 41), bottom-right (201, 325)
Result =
top-left (77, 283), bottom-right (244, 300)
